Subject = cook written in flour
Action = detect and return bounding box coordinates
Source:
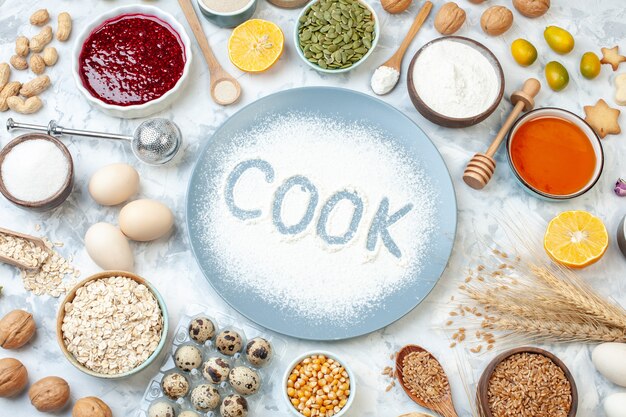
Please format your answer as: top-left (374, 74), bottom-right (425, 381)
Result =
top-left (225, 158), bottom-right (413, 258)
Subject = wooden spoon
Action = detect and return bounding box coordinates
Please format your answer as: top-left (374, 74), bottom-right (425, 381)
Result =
top-left (177, 0), bottom-right (241, 105)
top-left (372, 1), bottom-right (433, 95)
top-left (0, 227), bottom-right (47, 270)
top-left (395, 345), bottom-right (459, 417)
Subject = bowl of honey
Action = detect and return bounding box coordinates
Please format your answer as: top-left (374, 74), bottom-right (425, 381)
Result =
top-left (506, 107), bottom-right (603, 201)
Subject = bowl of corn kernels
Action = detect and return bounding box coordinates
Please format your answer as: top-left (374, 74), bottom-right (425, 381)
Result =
top-left (283, 351), bottom-right (355, 417)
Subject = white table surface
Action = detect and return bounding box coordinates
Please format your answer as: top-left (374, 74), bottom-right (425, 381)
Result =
top-left (1, 0), bottom-right (625, 416)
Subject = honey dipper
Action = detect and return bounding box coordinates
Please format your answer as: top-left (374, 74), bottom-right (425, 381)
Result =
top-left (463, 78), bottom-right (541, 190)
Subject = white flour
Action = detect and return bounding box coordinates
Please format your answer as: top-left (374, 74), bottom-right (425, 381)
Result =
top-left (195, 115), bottom-right (438, 324)
top-left (411, 40), bottom-right (499, 118)
top-left (371, 66), bottom-right (400, 95)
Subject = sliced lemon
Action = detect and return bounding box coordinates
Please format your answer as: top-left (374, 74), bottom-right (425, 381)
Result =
top-left (544, 210), bottom-right (608, 268)
top-left (228, 19), bottom-right (284, 73)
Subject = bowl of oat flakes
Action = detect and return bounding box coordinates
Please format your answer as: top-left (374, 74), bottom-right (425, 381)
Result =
top-left (56, 271), bottom-right (168, 379)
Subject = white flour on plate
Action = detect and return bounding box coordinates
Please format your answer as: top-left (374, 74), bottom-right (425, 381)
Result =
top-left (195, 115), bottom-right (438, 324)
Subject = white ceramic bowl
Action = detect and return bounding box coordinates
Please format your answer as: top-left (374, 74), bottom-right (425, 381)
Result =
top-left (294, 0), bottom-right (379, 74)
top-left (72, 5), bottom-right (193, 119)
top-left (506, 107), bottom-right (604, 201)
top-left (282, 351), bottom-right (356, 417)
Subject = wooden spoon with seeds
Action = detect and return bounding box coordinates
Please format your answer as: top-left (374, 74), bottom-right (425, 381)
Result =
top-left (395, 345), bottom-right (459, 417)
top-left (0, 227), bottom-right (47, 270)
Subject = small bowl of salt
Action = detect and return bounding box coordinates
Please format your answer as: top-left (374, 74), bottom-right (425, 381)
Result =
top-left (0, 133), bottom-right (74, 211)
top-left (407, 36), bottom-right (505, 128)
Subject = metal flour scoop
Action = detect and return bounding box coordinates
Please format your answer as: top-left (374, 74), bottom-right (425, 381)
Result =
top-left (6, 118), bottom-right (182, 165)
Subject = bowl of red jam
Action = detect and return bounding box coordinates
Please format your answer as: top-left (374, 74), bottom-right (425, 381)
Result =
top-left (73, 5), bottom-right (192, 118)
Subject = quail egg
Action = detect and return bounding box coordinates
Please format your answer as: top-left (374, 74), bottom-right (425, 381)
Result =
top-left (179, 412), bottom-right (199, 417)
top-left (216, 330), bottom-right (243, 356)
top-left (228, 366), bottom-right (261, 395)
top-left (162, 372), bottom-right (189, 400)
top-left (189, 317), bottom-right (216, 344)
top-left (220, 394), bottom-right (248, 417)
top-left (148, 401), bottom-right (176, 417)
top-left (191, 384), bottom-right (221, 411)
top-left (203, 357), bottom-right (231, 384)
top-left (175, 345), bottom-right (203, 372)
top-left (245, 337), bottom-right (273, 367)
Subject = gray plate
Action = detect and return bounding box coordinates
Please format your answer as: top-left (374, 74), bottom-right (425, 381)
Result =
top-left (186, 87), bottom-right (457, 340)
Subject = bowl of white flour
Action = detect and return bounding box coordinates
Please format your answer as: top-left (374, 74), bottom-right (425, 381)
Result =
top-left (407, 36), bottom-right (505, 128)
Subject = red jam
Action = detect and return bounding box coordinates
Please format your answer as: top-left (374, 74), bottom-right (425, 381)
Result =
top-left (79, 13), bottom-right (186, 106)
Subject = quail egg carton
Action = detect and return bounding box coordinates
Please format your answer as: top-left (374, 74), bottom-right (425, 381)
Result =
top-left (136, 304), bottom-right (287, 417)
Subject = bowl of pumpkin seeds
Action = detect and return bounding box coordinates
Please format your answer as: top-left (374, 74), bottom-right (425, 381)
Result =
top-left (295, 0), bottom-right (379, 73)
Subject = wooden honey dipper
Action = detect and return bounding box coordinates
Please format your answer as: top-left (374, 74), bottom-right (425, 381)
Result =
top-left (463, 78), bottom-right (541, 190)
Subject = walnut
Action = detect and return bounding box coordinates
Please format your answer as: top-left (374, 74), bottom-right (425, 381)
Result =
top-left (29, 376), bottom-right (70, 412)
top-left (0, 358), bottom-right (28, 397)
top-left (513, 0), bottom-right (550, 18)
top-left (381, 0), bottom-right (412, 14)
top-left (72, 396), bottom-right (113, 417)
top-left (0, 309), bottom-right (36, 349)
top-left (480, 6), bottom-right (514, 36)
top-left (467, 0), bottom-right (485, 3)
top-left (434, 2), bottom-right (466, 35)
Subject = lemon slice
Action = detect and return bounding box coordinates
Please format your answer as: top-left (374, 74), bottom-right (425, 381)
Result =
top-left (228, 19), bottom-right (284, 73)
top-left (544, 210), bottom-right (608, 268)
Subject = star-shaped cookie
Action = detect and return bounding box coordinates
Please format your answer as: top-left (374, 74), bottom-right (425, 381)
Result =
top-left (601, 46), bottom-right (626, 71)
top-left (584, 99), bottom-right (621, 138)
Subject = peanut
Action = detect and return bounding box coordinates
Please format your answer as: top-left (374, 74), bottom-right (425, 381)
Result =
top-left (30, 9), bottom-right (50, 26)
top-left (0, 82), bottom-right (22, 112)
top-left (7, 96), bottom-right (43, 114)
top-left (56, 12), bottom-right (72, 42)
top-left (42, 47), bottom-right (58, 66)
top-left (15, 36), bottom-right (29, 57)
top-left (9, 55), bottom-right (27, 71)
top-left (30, 54), bottom-right (46, 75)
top-left (29, 26), bottom-right (53, 53)
top-left (20, 75), bottom-right (50, 98)
top-left (0, 63), bottom-right (9, 91)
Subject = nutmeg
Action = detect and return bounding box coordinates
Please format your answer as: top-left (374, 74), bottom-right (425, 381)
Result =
top-left (0, 358), bottom-right (28, 397)
top-left (29, 376), bottom-right (70, 412)
top-left (480, 6), bottom-right (514, 36)
top-left (434, 2), bottom-right (466, 35)
top-left (381, 0), bottom-right (412, 14)
top-left (73, 396), bottom-right (113, 417)
top-left (512, 0), bottom-right (550, 18)
top-left (0, 309), bottom-right (36, 349)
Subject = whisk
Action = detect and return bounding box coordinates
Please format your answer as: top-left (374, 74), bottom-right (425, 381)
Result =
top-left (6, 118), bottom-right (182, 165)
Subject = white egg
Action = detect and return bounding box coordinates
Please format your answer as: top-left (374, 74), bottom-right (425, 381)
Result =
top-left (119, 199), bottom-right (174, 242)
top-left (88, 163), bottom-right (139, 206)
top-left (593, 343), bottom-right (626, 387)
top-left (85, 222), bottom-right (134, 272)
top-left (605, 392), bottom-right (626, 417)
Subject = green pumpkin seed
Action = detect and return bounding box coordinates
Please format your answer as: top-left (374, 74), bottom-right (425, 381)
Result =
top-left (298, 0), bottom-right (375, 71)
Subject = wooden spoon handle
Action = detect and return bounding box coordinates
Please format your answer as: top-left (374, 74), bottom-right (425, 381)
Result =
top-left (177, 0), bottom-right (222, 73)
top-left (434, 403), bottom-right (460, 417)
top-left (386, 1), bottom-right (433, 69)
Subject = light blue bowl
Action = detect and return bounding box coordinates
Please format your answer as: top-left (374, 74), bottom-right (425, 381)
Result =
top-left (294, 0), bottom-right (380, 74)
top-left (57, 271), bottom-right (169, 379)
top-left (197, 0), bottom-right (257, 28)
